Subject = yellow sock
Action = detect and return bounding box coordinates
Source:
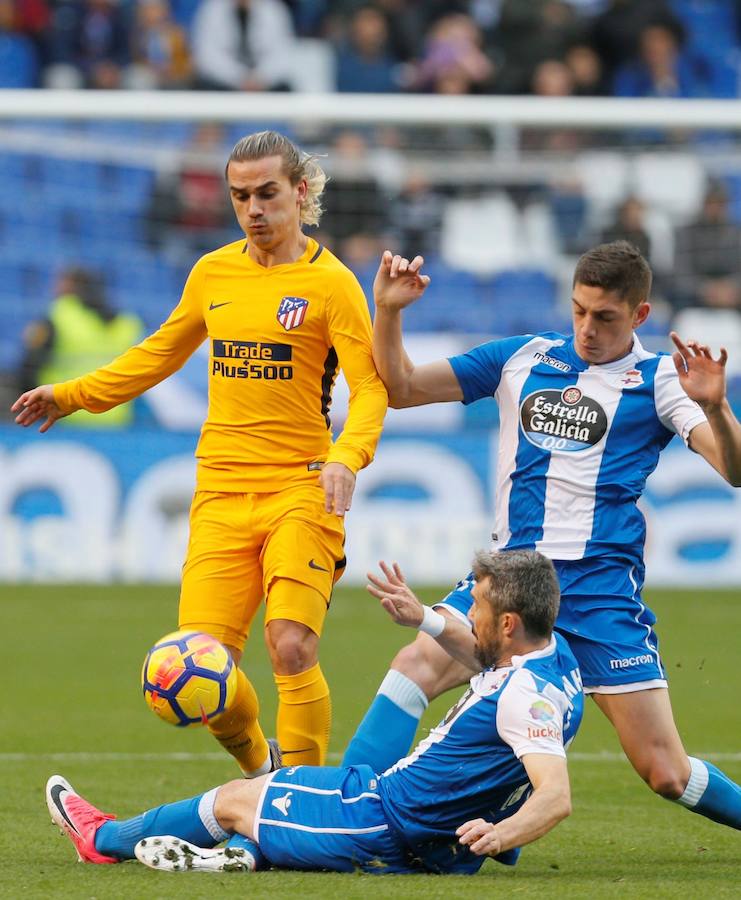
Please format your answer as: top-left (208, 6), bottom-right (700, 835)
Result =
top-left (274, 663), bottom-right (331, 766)
top-left (208, 668), bottom-right (270, 776)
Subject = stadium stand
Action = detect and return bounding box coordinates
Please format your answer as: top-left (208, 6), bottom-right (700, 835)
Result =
top-left (0, 0), bottom-right (740, 416)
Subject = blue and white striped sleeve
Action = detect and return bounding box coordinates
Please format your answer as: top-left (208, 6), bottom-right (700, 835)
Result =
top-left (448, 335), bottom-right (535, 405)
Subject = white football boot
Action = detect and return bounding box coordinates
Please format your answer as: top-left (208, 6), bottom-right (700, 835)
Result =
top-left (135, 835), bottom-right (256, 873)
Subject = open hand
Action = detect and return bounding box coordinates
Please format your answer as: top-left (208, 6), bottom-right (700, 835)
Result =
top-left (11, 384), bottom-right (66, 433)
top-left (670, 331), bottom-right (727, 410)
top-left (366, 561), bottom-right (424, 627)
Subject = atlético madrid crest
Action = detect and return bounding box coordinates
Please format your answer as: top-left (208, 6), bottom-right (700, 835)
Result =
top-left (277, 296), bottom-right (308, 331)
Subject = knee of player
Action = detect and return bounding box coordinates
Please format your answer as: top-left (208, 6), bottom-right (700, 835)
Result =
top-left (644, 763), bottom-right (687, 799)
top-left (391, 637), bottom-right (442, 698)
top-left (266, 623), bottom-right (318, 674)
top-left (556, 791), bottom-right (572, 821)
top-left (213, 779), bottom-right (253, 831)
top-left (392, 639), bottom-right (426, 675)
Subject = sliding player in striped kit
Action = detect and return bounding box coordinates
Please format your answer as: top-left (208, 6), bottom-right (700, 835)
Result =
top-left (343, 240), bottom-right (741, 835)
top-left (46, 550), bottom-right (583, 876)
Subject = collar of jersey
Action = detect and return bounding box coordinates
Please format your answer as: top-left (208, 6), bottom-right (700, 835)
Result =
top-left (241, 237), bottom-right (317, 271)
top-left (506, 635), bottom-right (557, 670)
top-left (565, 333), bottom-right (652, 374)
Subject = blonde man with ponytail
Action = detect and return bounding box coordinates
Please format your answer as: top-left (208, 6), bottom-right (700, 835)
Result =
top-left (14, 130), bottom-right (395, 775)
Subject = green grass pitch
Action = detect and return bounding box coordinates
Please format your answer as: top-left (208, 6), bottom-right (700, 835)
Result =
top-left (1, 582), bottom-right (739, 899)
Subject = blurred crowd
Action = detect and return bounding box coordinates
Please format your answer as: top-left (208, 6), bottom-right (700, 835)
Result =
top-left (2, 0), bottom-right (741, 99)
top-left (1, 0), bottom-right (741, 419)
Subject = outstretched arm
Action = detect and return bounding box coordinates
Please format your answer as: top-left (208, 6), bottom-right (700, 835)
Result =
top-left (671, 332), bottom-right (741, 486)
top-left (11, 263), bottom-right (208, 433)
top-left (457, 754), bottom-right (571, 856)
top-left (367, 561), bottom-right (479, 670)
top-left (373, 251), bottom-right (463, 408)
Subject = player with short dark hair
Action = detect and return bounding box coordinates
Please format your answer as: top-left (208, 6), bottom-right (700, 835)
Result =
top-left (342, 240), bottom-right (741, 834)
top-left (12, 130), bottom-right (390, 775)
top-left (46, 549), bottom-right (584, 876)
top-left (572, 239), bottom-right (652, 308)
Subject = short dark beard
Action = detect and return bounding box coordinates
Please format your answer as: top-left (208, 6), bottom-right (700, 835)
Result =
top-left (474, 637), bottom-right (500, 670)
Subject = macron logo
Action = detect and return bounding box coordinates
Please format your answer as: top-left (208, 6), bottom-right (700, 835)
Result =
top-left (272, 792), bottom-right (293, 816)
top-left (533, 351), bottom-right (570, 373)
top-left (609, 654), bottom-right (653, 669)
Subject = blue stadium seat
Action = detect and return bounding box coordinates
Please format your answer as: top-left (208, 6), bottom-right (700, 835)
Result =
top-left (148, 122), bottom-right (197, 145)
top-left (172, 0), bottom-right (202, 28)
top-left (0, 34), bottom-right (38, 87)
top-left (357, 258), bottom-right (484, 333)
top-left (0, 332), bottom-right (23, 372)
top-left (39, 157), bottom-right (100, 195)
top-left (85, 121), bottom-right (151, 143)
top-left (637, 309), bottom-right (671, 338)
top-left (105, 253), bottom-right (185, 326)
top-left (720, 173), bottom-right (741, 224)
top-left (728, 372), bottom-right (741, 409)
top-left (476, 269), bottom-right (560, 335)
top-left (0, 261), bottom-right (54, 363)
top-left (352, 260), bottom-right (567, 335)
top-left (0, 153), bottom-right (28, 184)
top-left (22, 119), bottom-right (75, 137)
top-left (671, 0), bottom-right (740, 97)
top-left (18, 264), bottom-right (53, 306)
top-left (407, 262), bottom-right (480, 333)
top-left (671, 0), bottom-right (738, 53)
top-left (104, 165), bottom-right (156, 214)
top-left (0, 265), bottom-right (24, 301)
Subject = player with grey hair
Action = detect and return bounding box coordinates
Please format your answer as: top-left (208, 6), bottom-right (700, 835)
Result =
top-left (344, 239), bottom-right (741, 837)
top-left (46, 549), bottom-right (584, 877)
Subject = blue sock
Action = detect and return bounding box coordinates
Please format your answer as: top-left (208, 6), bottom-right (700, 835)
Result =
top-left (95, 787), bottom-right (229, 859)
top-left (341, 670), bottom-right (427, 771)
top-left (225, 832), bottom-right (267, 870)
top-left (676, 757), bottom-right (741, 829)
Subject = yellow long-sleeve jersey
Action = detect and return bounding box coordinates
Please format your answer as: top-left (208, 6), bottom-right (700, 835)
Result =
top-left (53, 238), bottom-right (388, 492)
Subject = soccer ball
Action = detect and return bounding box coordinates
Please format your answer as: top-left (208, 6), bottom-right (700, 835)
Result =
top-left (141, 630), bottom-right (237, 727)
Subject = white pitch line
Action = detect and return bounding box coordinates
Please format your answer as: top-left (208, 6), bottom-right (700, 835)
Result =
top-left (0, 752), bottom-right (233, 762)
top-left (2, 751), bottom-right (741, 762)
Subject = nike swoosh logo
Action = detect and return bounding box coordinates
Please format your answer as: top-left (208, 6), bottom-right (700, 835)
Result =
top-left (308, 559), bottom-right (329, 572)
top-left (209, 301), bottom-right (231, 310)
top-left (282, 748), bottom-right (315, 755)
top-left (50, 784), bottom-right (78, 835)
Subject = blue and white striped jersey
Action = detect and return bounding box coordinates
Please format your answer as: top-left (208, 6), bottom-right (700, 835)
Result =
top-left (449, 333), bottom-right (706, 565)
top-left (377, 633), bottom-right (582, 859)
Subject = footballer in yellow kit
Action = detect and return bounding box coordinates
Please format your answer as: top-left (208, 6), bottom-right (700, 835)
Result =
top-left (12, 132), bottom-right (390, 776)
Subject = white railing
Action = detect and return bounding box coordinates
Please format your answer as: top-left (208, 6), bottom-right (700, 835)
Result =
top-left (0, 89), bottom-right (741, 128)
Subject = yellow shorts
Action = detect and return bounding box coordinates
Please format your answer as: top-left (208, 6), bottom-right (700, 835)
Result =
top-left (179, 484), bottom-right (346, 650)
